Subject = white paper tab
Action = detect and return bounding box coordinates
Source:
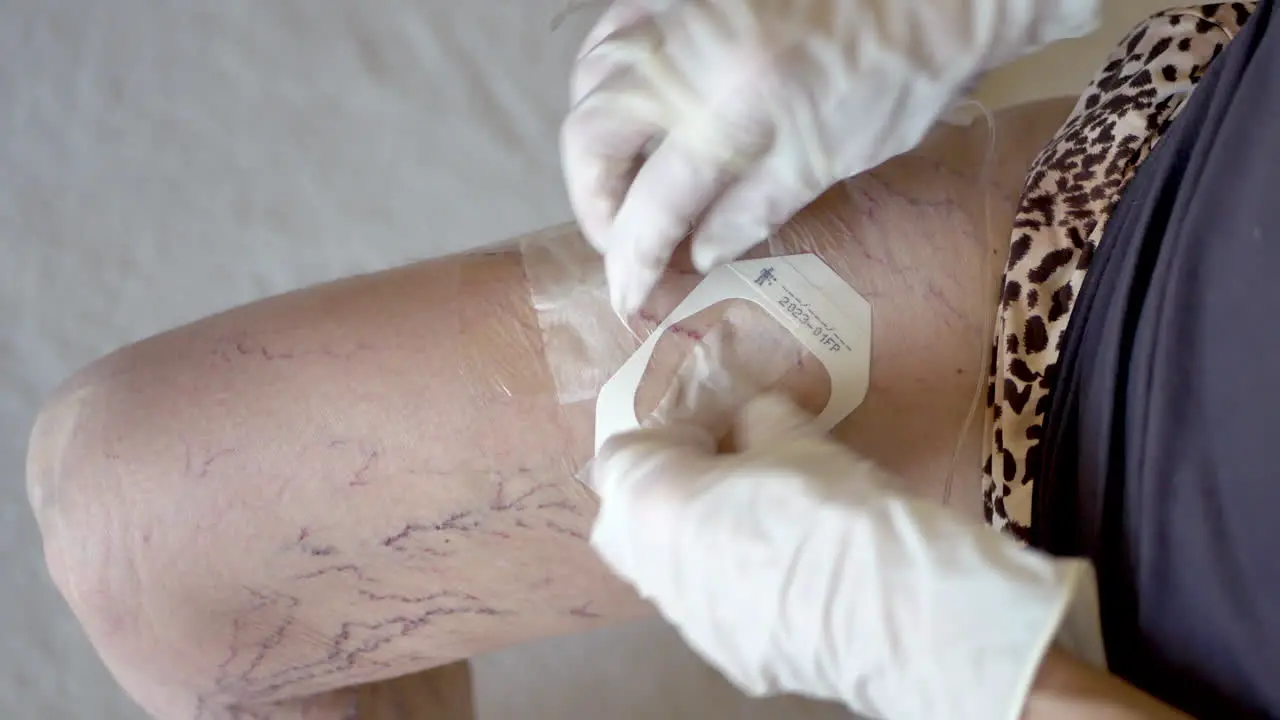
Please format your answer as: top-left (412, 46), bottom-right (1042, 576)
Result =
top-left (595, 254), bottom-right (872, 451)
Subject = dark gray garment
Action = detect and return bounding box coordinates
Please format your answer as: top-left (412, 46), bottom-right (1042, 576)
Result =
top-left (1034, 1), bottom-right (1280, 717)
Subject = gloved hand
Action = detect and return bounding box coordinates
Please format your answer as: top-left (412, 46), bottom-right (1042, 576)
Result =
top-left (588, 392), bottom-right (1103, 720)
top-left (562, 0), bottom-right (1100, 315)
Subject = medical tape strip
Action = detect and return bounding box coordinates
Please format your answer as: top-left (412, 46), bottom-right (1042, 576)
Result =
top-left (595, 253), bottom-right (873, 451)
top-left (519, 224), bottom-right (639, 405)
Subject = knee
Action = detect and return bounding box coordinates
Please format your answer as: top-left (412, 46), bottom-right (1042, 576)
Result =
top-left (26, 373), bottom-right (207, 715)
top-left (26, 378), bottom-right (117, 629)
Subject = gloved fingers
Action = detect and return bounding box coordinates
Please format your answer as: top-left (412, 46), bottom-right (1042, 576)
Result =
top-left (561, 68), bottom-right (667, 254)
top-left (590, 424), bottom-right (718, 502)
top-left (688, 164), bottom-right (824, 273)
top-left (574, 0), bottom-right (687, 61)
top-left (588, 423), bottom-right (723, 588)
top-left (604, 118), bottom-right (771, 314)
top-left (571, 3), bottom-right (661, 105)
top-left (733, 392), bottom-right (820, 451)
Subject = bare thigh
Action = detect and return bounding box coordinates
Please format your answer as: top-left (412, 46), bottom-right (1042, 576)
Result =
top-left (28, 251), bottom-right (644, 717)
top-left (26, 98), bottom-right (1076, 718)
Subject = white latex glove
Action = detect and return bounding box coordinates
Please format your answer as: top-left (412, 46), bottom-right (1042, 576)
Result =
top-left (562, 0), bottom-right (1100, 314)
top-left (589, 392), bottom-right (1104, 720)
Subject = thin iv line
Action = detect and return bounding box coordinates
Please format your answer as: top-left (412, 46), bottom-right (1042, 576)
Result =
top-left (943, 100), bottom-right (998, 507)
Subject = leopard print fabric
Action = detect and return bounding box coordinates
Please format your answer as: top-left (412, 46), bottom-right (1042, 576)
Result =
top-left (983, 3), bottom-right (1257, 541)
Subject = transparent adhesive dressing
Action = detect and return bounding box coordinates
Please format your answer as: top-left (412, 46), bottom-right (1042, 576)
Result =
top-left (595, 254), bottom-right (873, 451)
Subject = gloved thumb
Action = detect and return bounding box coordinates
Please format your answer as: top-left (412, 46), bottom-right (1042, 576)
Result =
top-left (590, 422), bottom-right (716, 500)
top-left (733, 392), bottom-right (818, 451)
top-left (689, 164), bottom-right (826, 273)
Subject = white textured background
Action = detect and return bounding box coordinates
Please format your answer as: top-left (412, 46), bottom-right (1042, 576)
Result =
top-left (1, 1), bottom-right (1176, 717)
